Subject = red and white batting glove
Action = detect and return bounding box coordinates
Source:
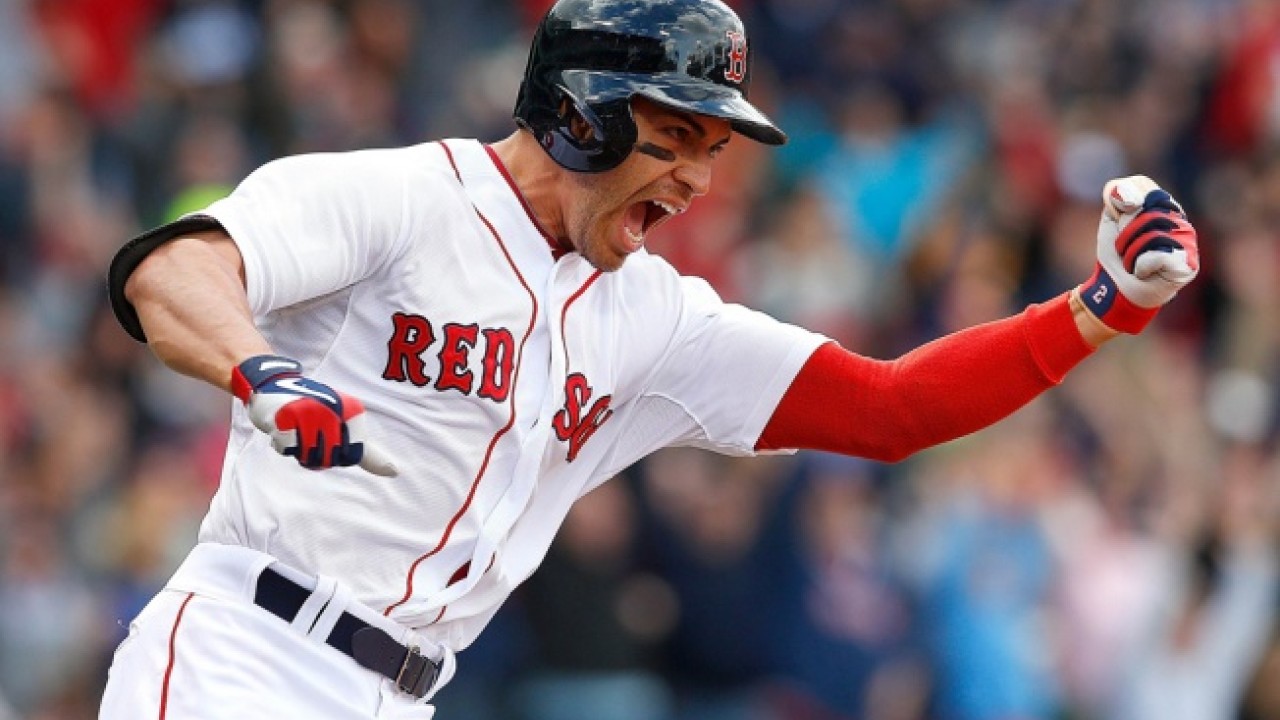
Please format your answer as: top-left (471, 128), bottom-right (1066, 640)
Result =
top-left (1078, 175), bottom-right (1200, 334)
top-left (231, 355), bottom-right (398, 477)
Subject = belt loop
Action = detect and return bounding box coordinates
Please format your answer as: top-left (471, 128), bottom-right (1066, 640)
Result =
top-left (308, 579), bottom-right (351, 642)
top-left (290, 574), bottom-right (338, 635)
top-left (423, 647), bottom-right (457, 703)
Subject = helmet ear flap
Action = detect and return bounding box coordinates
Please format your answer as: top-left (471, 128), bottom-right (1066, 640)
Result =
top-left (534, 86), bottom-right (637, 172)
top-left (556, 92), bottom-right (606, 152)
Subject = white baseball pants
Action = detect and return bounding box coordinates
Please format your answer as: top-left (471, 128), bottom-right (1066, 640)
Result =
top-left (98, 543), bottom-right (456, 719)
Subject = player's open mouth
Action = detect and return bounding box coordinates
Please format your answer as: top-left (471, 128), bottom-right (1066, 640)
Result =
top-left (623, 200), bottom-right (684, 249)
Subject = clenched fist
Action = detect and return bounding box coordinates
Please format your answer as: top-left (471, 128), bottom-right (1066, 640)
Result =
top-left (1078, 175), bottom-right (1200, 334)
top-left (231, 354), bottom-right (398, 476)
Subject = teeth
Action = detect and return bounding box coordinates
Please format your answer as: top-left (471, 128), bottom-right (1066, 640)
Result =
top-left (625, 227), bottom-right (645, 246)
top-left (655, 201), bottom-right (681, 215)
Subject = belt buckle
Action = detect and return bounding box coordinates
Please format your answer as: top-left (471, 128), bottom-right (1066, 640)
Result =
top-left (396, 644), bottom-right (438, 698)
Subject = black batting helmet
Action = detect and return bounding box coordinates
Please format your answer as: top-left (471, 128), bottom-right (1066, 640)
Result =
top-left (514, 0), bottom-right (786, 173)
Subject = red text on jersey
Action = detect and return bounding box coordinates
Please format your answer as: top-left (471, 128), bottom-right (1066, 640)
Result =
top-left (383, 311), bottom-right (515, 403)
top-left (552, 373), bottom-right (613, 462)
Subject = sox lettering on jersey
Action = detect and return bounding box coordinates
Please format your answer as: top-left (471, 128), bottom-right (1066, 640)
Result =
top-left (383, 311), bottom-right (515, 402)
top-left (553, 373), bottom-right (613, 462)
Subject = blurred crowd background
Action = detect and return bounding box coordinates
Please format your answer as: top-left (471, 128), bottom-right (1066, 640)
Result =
top-left (4, 0), bottom-right (1280, 718)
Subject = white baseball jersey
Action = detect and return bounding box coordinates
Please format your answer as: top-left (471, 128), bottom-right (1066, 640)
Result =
top-left (195, 138), bottom-right (826, 652)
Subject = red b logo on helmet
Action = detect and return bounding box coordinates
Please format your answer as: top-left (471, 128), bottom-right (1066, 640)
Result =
top-left (724, 31), bottom-right (747, 84)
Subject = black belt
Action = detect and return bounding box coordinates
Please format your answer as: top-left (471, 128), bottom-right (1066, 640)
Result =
top-left (253, 566), bottom-right (440, 699)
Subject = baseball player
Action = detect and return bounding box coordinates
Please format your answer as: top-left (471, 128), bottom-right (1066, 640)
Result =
top-left (98, 0), bottom-right (1200, 717)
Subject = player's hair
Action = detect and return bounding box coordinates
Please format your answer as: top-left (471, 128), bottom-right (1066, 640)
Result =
top-left (514, 0), bottom-right (786, 173)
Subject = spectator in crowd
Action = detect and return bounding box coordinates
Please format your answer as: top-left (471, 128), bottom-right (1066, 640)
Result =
top-left (0, 0), bottom-right (1276, 718)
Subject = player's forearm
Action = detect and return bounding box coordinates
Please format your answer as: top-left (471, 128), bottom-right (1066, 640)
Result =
top-left (757, 291), bottom-right (1095, 460)
top-left (126, 236), bottom-right (272, 393)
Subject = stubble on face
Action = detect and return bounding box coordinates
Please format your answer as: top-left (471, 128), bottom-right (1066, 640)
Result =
top-left (565, 167), bottom-right (637, 272)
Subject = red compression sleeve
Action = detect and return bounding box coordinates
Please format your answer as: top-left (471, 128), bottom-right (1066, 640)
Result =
top-left (756, 292), bottom-right (1095, 461)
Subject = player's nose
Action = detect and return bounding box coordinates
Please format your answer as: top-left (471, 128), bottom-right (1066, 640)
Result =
top-left (673, 157), bottom-right (712, 197)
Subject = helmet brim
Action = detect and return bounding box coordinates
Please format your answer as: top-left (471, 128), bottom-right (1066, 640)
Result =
top-left (561, 69), bottom-right (787, 146)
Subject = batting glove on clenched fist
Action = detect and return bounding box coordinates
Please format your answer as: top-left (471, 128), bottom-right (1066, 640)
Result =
top-left (231, 355), bottom-right (398, 476)
top-left (1078, 175), bottom-right (1200, 334)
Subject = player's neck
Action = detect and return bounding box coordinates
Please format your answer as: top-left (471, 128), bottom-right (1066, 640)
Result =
top-left (490, 132), bottom-right (569, 244)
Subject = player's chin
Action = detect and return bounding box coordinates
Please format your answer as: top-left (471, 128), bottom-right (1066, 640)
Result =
top-left (580, 233), bottom-right (634, 272)
top-left (583, 248), bottom-right (627, 273)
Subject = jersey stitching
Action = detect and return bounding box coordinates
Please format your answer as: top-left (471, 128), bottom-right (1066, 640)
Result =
top-left (311, 287), bottom-right (362, 382)
top-left (384, 146), bottom-right (539, 618)
top-left (592, 391), bottom-right (709, 482)
top-left (158, 592), bottom-right (196, 720)
top-left (642, 392), bottom-right (712, 446)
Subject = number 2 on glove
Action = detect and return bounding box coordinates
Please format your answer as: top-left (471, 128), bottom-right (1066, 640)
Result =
top-left (231, 355), bottom-right (398, 476)
top-left (1079, 175), bottom-right (1200, 334)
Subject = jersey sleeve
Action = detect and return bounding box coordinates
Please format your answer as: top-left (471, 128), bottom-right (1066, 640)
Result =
top-left (638, 275), bottom-right (828, 454)
top-left (199, 148), bottom-right (417, 317)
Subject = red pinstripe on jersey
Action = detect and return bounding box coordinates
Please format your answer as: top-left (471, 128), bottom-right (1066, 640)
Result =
top-left (383, 143), bottom-right (540, 619)
top-left (439, 141), bottom-right (462, 184)
top-left (158, 592), bottom-right (195, 720)
top-left (560, 271), bottom-right (602, 372)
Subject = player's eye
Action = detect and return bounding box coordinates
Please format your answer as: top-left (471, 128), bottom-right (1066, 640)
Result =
top-left (664, 126), bottom-right (691, 143)
top-left (709, 141), bottom-right (728, 159)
